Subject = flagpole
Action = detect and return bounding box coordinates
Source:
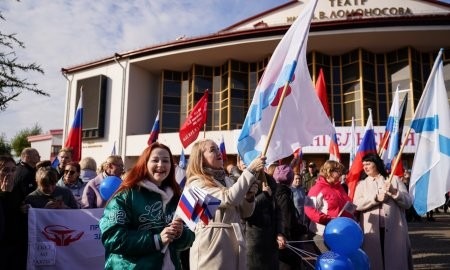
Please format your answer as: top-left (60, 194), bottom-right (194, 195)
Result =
top-left (261, 82), bottom-right (290, 157)
top-left (387, 48), bottom-right (444, 184)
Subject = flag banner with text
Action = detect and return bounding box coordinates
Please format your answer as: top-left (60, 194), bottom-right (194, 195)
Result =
top-left (179, 91), bottom-right (209, 148)
top-left (27, 208), bottom-right (104, 270)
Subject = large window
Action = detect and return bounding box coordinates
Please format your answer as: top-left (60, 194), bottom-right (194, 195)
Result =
top-left (158, 47), bottom-right (447, 132)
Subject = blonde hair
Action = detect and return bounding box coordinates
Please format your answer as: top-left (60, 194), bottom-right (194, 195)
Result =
top-left (105, 155), bottom-right (123, 165)
top-left (58, 147), bottom-right (73, 156)
top-left (186, 139), bottom-right (217, 187)
top-left (319, 160), bottom-right (345, 179)
top-left (265, 163), bottom-right (278, 176)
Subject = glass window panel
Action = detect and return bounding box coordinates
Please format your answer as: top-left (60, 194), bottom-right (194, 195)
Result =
top-left (342, 63), bottom-right (359, 83)
top-left (164, 104), bottom-right (180, 113)
top-left (231, 72), bottom-right (248, 89)
top-left (163, 96), bottom-right (180, 105)
top-left (220, 109), bottom-right (228, 125)
top-left (231, 98), bottom-right (245, 107)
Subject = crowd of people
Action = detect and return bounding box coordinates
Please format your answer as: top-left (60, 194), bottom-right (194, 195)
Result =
top-left (1, 141), bottom-right (448, 270)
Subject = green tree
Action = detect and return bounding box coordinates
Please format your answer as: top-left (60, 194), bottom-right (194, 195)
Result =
top-left (10, 123), bottom-right (42, 156)
top-left (0, 12), bottom-right (49, 111)
top-left (0, 133), bottom-right (11, 156)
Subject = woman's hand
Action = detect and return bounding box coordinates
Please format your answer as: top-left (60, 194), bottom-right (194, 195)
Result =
top-left (161, 218), bottom-right (184, 245)
top-left (376, 192), bottom-right (389, 203)
top-left (262, 181), bottom-right (272, 196)
top-left (0, 174), bottom-right (14, 192)
top-left (384, 181), bottom-right (398, 196)
top-left (170, 218), bottom-right (184, 239)
top-left (247, 156), bottom-right (267, 174)
top-left (245, 181), bottom-right (259, 201)
top-left (277, 234), bottom-right (287, 249)
top-left (160, 226), bottom-right (178, 245)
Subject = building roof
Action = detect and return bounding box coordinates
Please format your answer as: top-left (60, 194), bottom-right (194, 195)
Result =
top-left (62, 0), bottom-right (450, 74)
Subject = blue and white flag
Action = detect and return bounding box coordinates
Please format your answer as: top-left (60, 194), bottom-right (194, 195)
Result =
top-left (409, 49), bottom-right (450, 215)
top-left (237, 0), bottom-right (333, 166)
top-left (382, 86), bottom-right (401, 169)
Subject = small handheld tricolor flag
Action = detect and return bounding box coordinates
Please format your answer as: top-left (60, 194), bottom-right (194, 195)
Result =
top-left (175, 186), bottom-right (221, 231)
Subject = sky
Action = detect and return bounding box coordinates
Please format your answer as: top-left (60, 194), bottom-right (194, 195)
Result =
top-left (0, 0), bottom-right (290, 141)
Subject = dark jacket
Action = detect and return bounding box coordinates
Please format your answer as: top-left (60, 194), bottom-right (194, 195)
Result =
top-left (275, 183), bottom-right (303, 269)
top-left (13, 161), bottom-right (37, 201)
top-left (25, 187), bottom-right (79, 209)
top-left (245, 174), bottom-right (279, 270)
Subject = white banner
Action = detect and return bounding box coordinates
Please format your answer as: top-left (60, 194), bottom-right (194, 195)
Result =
top-left (27, 208), bottom-right (105, 270)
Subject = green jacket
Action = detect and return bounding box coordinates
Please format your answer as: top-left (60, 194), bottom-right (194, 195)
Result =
top-left (100, 180), bottom-right (194, 270)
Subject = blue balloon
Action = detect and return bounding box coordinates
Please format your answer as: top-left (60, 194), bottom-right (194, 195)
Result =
top-left (348, 248), bottom-right (370, 270)
top-left (99, 176), bottom-right (122, 200)
top-left (324, 217), bottom-right (363, 255)
top-left (315, 251), bottom-right (354, 270)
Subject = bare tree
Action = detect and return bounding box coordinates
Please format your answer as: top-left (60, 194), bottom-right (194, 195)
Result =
top-left (0, 12), bottom-right (49, 111)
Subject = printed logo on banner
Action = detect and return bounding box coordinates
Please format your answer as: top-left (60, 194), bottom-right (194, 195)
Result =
top-left (42, 225), bottom-right (84, 246)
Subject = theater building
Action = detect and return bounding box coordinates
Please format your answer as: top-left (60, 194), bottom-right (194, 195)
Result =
top-left (61, 0), bottom-right (450, 169)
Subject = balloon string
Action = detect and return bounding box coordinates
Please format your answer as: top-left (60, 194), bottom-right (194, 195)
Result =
top-left (285, 243), bottom-right (318, 269)
top-left (286, 240), bottom-right (315, 243)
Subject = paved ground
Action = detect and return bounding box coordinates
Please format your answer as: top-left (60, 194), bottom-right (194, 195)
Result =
top-left (409, 211), bottom-right (450, 269)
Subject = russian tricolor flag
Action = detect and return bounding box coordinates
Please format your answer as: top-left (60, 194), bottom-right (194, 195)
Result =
top-left (346, 109), bottom-right (377, 200)
top-left (219, 135), bottom-right (227, 163)
top-left (65, 92), bottom-right (83, 162)
top-left (175, 187), bottom-right (221, 231)
top-left (175, 188), bottom-right (199, 231)
top-left (329, 120), bottom-right (341, 162)
top-left (147, 110), bottom-right (160, 146)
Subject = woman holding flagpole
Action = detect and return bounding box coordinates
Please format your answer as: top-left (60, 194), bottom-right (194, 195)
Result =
top-left (99, 143), bottom-right (194, 270)
top-left (186, 139), bottom-right (266, 270)
top-left (353, 153), bottom-right (412, 270)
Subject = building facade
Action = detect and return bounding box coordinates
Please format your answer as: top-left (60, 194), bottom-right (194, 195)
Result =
top-left (62, 0), bottom-right (450, 168)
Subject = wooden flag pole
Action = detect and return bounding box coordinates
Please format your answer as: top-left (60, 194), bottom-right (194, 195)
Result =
top-left (386, 126), bottom-right (412, 184)
top-left (262, 82), bottom-right (290, 157)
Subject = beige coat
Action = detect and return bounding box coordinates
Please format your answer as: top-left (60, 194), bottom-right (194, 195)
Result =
top-left (188, 170), bottom-right (256, 270)
top-left (354, 175), bottom-right (413, 270)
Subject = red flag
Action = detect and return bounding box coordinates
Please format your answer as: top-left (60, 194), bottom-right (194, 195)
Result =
top-left (315, 68), bottom-right (330, 117)
top-left (65, 92), bottom-right (83, 162)
top-left (179, 91), bottom-right (209, 148)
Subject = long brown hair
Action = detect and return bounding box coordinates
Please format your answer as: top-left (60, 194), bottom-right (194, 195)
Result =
top-left (116, 142), bottom-right (181, 197)
top-left (186, 139), bottom-right (217, 187)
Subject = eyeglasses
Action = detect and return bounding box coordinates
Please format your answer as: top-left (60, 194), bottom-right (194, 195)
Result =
top-left (64, 170), bottom-right (76, 176)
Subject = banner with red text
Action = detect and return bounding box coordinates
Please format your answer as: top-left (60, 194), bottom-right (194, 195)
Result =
top-left (179, 91), bottom-right (209, 148)
top-left (27, 208), bottom-right (104, 270)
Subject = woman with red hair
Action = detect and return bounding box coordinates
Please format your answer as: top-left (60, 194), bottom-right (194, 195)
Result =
top-left (100, 143), bottom-right (194, 270)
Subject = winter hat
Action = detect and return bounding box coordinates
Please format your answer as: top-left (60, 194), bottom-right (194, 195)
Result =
top-left (273, 165), bottom-right (294, 186)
